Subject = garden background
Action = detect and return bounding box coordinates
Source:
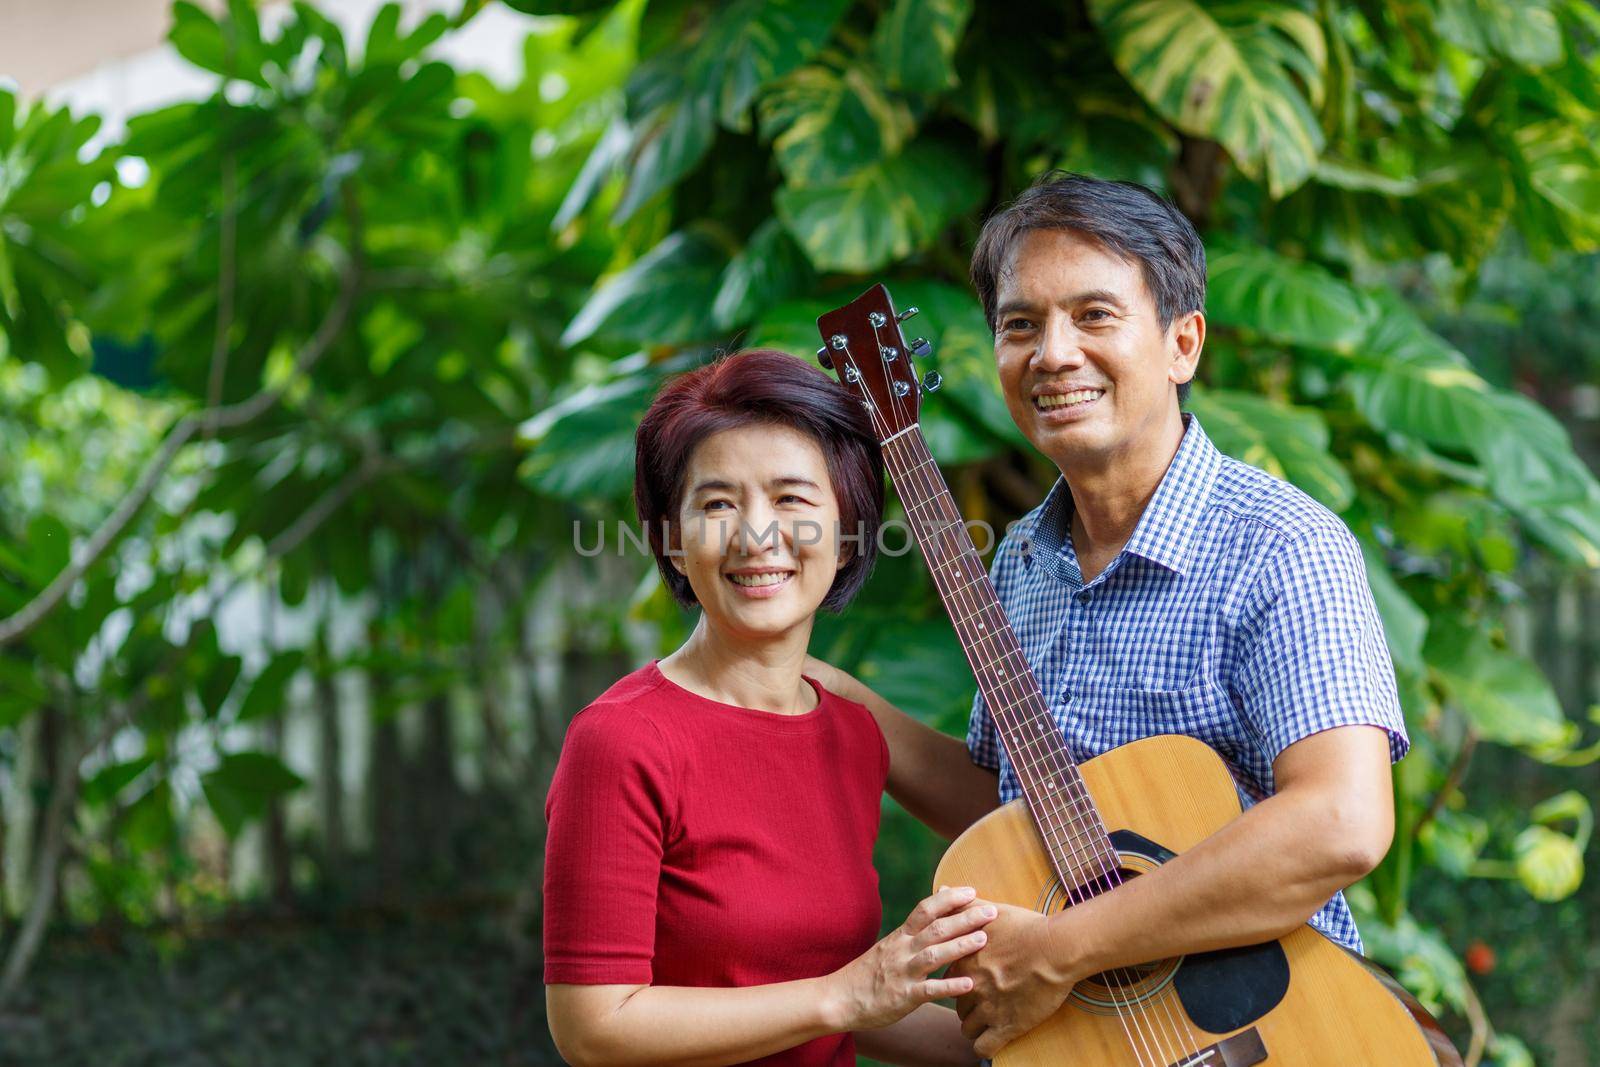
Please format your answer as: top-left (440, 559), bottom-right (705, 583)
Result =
top-left (2, 0), bottom-right (1600, 1064)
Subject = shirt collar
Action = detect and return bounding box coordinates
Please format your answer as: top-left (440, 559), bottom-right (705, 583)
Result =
top-left (1019, 413), bottom-right (1223, 578)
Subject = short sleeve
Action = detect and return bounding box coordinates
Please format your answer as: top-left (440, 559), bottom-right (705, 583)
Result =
top-left (1231, 524), bottom-right (1410, 767)
top-left (543, 705), bottom-right (676, 985)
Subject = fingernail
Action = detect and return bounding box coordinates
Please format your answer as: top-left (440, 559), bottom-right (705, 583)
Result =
top-left (958, 886), bottom-right (976, 897)
top-left (981, 906), bottom-right (997, 918)
top-left (974, 931), bottom-right (987, 943)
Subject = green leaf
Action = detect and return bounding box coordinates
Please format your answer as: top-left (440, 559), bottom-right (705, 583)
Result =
top-left (82, 755), bottom-right (157, 808)
top-left (562, 228), bottom-right (729, 348)
top-left (1435, 0), bottom-right (1563, 69)
top-left (760, 62), bottom-right (914, 187)
top-left (1187, 389), bottom-right (1355, 510)
top-left (1205, 243), bottom-right (1375, 352)
top-left (712, 219), bottom-right (817, 330)
top-left (201, 751), bottom-right (306, 838)
top-left (199, 653), bottom-right (243, 719)
top-left (1513, 825), bottom-right (1584, 901)
top-left (518, 356), bottom-right (697, 500)
top-left (599, 0), bottom-right (850, 221)
top-left (871, 0), bottom-right (975, 94)
top-left (1089, 0), bottom-right (1326, 197)
top-left (236, 651), bottom-right (306, 723)
top-left (776, 139), bottom-right (984, 273)
top-left (1356, 544), bottom-right (1427, 678)
top-left (1485, 1033), bottom-right (1536, 1067)
top-left (1418, 809), bottom-right (1489, 878)
top-left (1425, 621), bottom-right (1574, 752)
top-left (0, 655), bottom-right (47, 728)
top-left (169, 1), bottom-right (269, 87)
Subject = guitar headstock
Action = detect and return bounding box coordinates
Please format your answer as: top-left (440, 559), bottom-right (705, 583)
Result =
top-left (815, 284), bottom-right (941, 444)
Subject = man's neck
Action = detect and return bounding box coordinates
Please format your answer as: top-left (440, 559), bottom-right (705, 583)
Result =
top-left (1058, 410), bottom-right (1187, 578)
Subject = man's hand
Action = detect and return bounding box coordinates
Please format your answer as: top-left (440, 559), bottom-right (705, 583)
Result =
top-left (950, 902), bottom-right (1077, 1058)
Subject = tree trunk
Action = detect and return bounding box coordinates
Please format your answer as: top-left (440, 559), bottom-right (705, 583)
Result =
top-left (314, 610), bottom-right (345, 884)
top-left (0, 716), bottom-right (77, 1005)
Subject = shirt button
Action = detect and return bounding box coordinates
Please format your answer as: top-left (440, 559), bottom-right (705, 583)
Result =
top-left (1076, 590), bottom-right (1091, 604)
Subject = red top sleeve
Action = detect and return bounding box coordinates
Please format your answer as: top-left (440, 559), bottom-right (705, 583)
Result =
top-left (542, 703), bottom-right (677, 985)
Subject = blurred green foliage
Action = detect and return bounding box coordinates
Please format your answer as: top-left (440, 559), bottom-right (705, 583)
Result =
top-left (2, 1), bottom-right (1600, 1063)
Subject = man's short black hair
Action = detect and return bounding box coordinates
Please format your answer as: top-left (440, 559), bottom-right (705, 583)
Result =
top-left (970, 171), bottom-right (1206, 403)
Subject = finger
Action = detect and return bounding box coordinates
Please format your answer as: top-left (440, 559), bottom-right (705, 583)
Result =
top-left (913, 903), bottom-right (998, 948)
top-left (915, 929), bottom-right (988, 973)
top-left (921, 975), bottom-right (973, 1002)
top-left (975, 1031), bottom-right (1007, 1059)
top-left (954, 990), bottom-right (975, 1020)
top-left (961, 1010), bottom-right (985, 1040)
top-left (905, 885), bottom-right (977, 933)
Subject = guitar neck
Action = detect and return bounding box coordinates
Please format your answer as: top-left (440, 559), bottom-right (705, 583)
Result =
top-left (880, 427), bottom-right (1120, 889)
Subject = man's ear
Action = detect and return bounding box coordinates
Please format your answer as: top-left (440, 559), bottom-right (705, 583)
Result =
top-left (1168, 309), bottom-right (1205, 387)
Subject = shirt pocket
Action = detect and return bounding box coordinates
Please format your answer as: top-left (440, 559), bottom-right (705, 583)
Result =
top-left (1092, 682), bottom-right (1247, 768)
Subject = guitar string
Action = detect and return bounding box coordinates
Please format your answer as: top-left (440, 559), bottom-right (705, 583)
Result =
top-left (882, 432), bottom-right (1196, 1067)
top-left (859, 319), bottom-right (1205, 1064)
top-left (839, 327), bottom-right (1173, 1067)
top-left (886, 427), bottom-right (1205, 1065)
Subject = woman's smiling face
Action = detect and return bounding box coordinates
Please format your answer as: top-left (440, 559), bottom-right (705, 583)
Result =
top-left (671, 423), bottom-right (845, 642)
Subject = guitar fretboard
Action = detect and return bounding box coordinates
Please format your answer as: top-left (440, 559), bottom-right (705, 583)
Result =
top-left (881, 428), bottom-right (1121, 891)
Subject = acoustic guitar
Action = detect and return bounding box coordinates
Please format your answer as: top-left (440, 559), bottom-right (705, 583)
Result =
top-left (815, 284), bottom-right (1463, 1067)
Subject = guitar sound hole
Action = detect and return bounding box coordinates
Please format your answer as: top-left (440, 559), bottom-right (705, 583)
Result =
top-left (1040, 867), bottom-right (1184, 1013)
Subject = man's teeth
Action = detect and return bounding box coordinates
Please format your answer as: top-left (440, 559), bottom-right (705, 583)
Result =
top-left (728, 572), bottom-right (791, 587)
top-left (1036, 389), bottom-right (1104, 410)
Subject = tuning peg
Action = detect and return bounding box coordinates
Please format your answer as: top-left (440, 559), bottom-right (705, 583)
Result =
top-left (921, 370), bottom-right (943, 392)
top-left (843, 365), bottom-right (861, 384)
top-left (897, 306), bottom-right (920, 323)
top-left (893, 380), bottom-right (912, 397)
top-left (816, 346), bottom-right (833, 370)
top-left (909, 337), bottom-right (932, 358)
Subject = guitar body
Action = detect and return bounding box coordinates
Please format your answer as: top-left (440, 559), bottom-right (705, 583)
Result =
top-left (934, 733), bottom-right (1462, 1067)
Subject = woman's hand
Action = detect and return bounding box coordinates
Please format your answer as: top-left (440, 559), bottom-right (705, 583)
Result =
top-left (825, 885), bottom-right (997, 1032)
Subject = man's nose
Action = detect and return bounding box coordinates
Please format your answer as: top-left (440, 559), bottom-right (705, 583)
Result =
top-left (1032, 318), bottom-right (1085, 373)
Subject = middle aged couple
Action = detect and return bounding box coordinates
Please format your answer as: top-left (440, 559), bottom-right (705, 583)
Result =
top-left (541, 172), bottom-right (1409, 1066)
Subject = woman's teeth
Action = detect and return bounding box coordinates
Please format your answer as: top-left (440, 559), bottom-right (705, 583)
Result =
top-left (1036, 389), bottom-right (1104, 410)
top-left (728, 572), bottom-right (791, 587)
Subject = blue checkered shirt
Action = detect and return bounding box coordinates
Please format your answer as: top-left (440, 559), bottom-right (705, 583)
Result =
top-left (966, 414), bottom-right (1408, 952)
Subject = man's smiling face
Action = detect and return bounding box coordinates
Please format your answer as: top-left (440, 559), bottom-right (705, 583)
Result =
top-left (992, 227), bottom-right (1200, 472)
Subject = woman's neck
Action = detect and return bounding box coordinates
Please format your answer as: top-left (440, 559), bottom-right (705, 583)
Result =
top-left (659, 617), bottom-right (817, 715)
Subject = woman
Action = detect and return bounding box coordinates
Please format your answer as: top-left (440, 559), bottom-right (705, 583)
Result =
top-left (543, 349), bottom-right (994, 1066)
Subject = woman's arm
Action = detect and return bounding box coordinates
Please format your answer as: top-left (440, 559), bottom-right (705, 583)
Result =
top-left (854, 1004), bottom-right (978, 1067)
top-left (805, 655), bottom-right (999, 840)
top-left (547, 887), bottom-right (995, 1067)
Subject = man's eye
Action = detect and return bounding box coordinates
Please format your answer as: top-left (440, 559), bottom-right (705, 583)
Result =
top-left (1082, 308), bottom-right (1112, 322)
top-left (1003, 318), bottom-right (1034, 331)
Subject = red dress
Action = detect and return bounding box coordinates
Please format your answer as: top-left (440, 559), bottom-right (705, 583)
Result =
top-left (543, 661), bottom-right (889, 1066)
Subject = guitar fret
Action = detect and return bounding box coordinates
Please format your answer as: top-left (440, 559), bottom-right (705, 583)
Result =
top-left (878, 426), bottom-right (1120, 885)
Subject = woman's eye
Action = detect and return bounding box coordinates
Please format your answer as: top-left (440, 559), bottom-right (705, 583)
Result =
top-left (778, 494), bottom-right (808, 505)
top-left (703, 499), bottom-right (733, 511)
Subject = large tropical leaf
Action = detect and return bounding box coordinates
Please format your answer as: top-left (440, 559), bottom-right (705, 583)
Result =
top-left (562, 227), bottom-right (730, 348)
top-left (1185, 389), bottom-right (1355, 510)
top-left (1205, 242), bottom-right (1375, 352)
top-left (871, 0), bottom-right (975, 94)
top-left (567, 0), bottom-right (850, 221)
top-left (775, 139), bottom-right (984, 273)
top-left (712, 218), bottom-right (817, 330)
top-left (1088, 0), bottom-right (1327, 197)
top-left (759, 61), bottom-right (914, 187)
top-left (1425, 620), bottom-right (1575, 752)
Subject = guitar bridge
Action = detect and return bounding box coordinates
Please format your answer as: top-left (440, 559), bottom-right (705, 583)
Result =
top-left (1168, 1027), bottom-right (1267, 1066)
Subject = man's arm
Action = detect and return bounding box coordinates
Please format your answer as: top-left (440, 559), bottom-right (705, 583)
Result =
top-left (952, 724), bottom-right (1395, 1057)
top-left (806, 656), bottom-right (1000, 840)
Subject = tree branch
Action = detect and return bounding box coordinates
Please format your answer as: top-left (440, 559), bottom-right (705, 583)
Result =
top-left (0, 262), bottom-right (360, 650)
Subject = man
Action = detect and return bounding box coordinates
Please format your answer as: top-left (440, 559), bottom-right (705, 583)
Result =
top-left (810, 172), bottom-right (1407, 1058)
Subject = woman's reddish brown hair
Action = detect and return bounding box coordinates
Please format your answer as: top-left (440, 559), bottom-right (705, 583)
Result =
top-left (634, 348), bottom-right (885, 612)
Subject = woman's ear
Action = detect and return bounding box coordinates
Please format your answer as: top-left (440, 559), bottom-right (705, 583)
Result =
top-left (666, 522), bottom-right (687, 575)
